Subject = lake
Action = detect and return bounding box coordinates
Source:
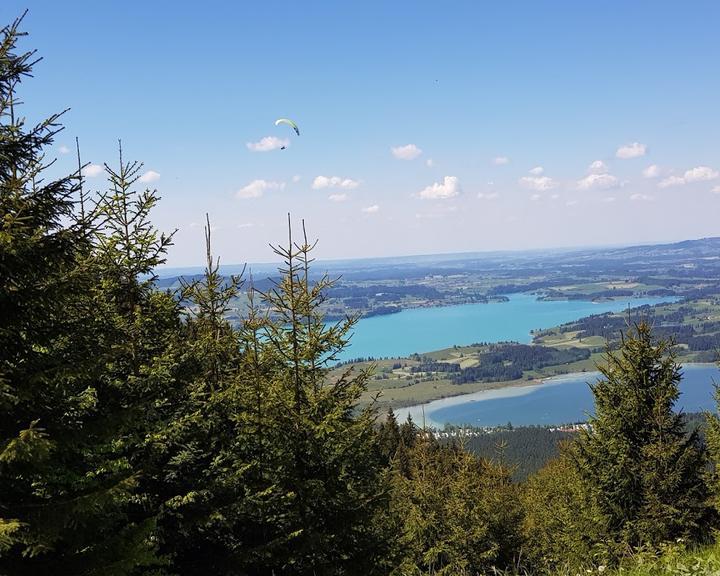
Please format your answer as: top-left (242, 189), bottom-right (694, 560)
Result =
top-left (338, 293), bottom-right (675, 362)
top-left (395, 364), bottom-right (720, 429)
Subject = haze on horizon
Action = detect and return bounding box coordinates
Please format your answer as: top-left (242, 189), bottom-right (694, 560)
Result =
top-left (4, 1), bottom-right (719, 266)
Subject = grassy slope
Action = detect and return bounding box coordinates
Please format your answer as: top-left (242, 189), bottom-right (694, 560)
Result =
top-left (576, 541), bottom-right (720, 575)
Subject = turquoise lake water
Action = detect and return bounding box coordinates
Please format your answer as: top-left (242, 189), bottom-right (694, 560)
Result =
top-left (395, 364), bottom-right (720, 428)
top-left (338, 293), bottom-right (675, 362)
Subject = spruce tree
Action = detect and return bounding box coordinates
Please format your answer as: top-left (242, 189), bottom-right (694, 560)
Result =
top-left (389, 436), bottom-right (522, 575)
top-left (576, 322), bottom-right (711, 555)
top-left (0, 18), bottom-right (179, 573)
top-left (245, 217), bottom-right (393, 575)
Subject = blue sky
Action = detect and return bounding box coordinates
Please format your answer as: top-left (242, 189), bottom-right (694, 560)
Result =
top-left (4, 1), bottom-right (720, 266)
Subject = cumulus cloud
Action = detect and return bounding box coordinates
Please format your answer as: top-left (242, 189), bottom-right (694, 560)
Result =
top-left (658, 166), bottom-right (719, 188)
top-left (139, 170), bottom-right (160, 183)
top-left (519, 174), bottom-right (557, 191)
top-left (616, 142), bottom-right (647, 159)
top-left (588, 160), bottom-right (608, 174)
top-left (426, 158), bottom-right (434, 167)
top-left (312, 175), bottom-right (360, 190)
top-left (419, 176), bottom-right (461, 199)
top-left (577, 173), bottom-right (619, 190)
top-left (82, 163), bottom-right (104, 177)
top-left (59, 144), bottom-right (70, 155)
top-left (493, 156), bottom-right (510, 165)
top-left (292, 174), bottom-right (301, 183)
top-left (246, 136), bottom-right (289, 152)
top-left (477, 192), bottom-right (499, 200)
top-left (392, 144), bottom-right (422, 160)
top-left (684, 166), bottom-right (719, 182)
top-left (642, 164), bottom-right (660, 178)
top-left (236, 179), bottom-right (285, 199)
top-left (713, 185), bottom-right (720, 194)
top-left (658, 175), bottom-right (685, 188)
top-left (328, 193), bottom-right (348, 202)
top-left (529, 166), bottom-right (544, 175)
top-left (630, 193), bottom-right (653, 201)
top-left (362, 204), bottom-right (379, 213)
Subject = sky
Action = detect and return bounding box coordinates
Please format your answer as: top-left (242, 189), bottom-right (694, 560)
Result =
top-left (3, 1), bottom-right (720, 267)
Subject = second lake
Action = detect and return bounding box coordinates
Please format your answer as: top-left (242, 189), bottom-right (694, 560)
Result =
top-left (395, 364), bottom-right (720, 428)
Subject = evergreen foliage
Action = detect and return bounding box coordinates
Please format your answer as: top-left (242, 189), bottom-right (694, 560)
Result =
top-left (389, 435), bottom-right (523, 575)
top-left (522, 443), bottom-right (605, 574)
top-left (576, 322), bottom-right (712, 557)
top-left (0, 17), bottom-right (179, 573)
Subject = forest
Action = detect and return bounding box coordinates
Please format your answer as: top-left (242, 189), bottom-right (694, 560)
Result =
top-left (4, 16), bottom-right (720, 576)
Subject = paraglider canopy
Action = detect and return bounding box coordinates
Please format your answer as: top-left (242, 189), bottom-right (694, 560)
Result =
top-left (275, 118), bottom-right (300, 136)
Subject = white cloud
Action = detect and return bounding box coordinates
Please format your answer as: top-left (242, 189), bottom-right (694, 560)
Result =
top-left (658, 166), bottom-right (719, 188)
top-left (601, 196), bottom-right (616, 203)
top-left (328, 193), bottom-right (348, 202)
top-left (566, 199), bottom-right (579, 206)
top-left (292, 174), bottom-right (301, 183)
top-left (577, 173), bottom-right (619, 190)
top-left (419, 176), bottom-right (461, 199)
top-left (684, 166), bottom-right (719, 183)
top-left (312, 175), bottom-right (360, 190)
top-left (426, 158), bottom-right (434, 167)
top-left (642, 164), bottom-right (660, 178)
top-left (82, 163), bottom-right (104, 177)
top-left (713, 185), bottom-right (720, 194)
top-left (237, 222), bottom-right (254, 229)
top-left (658, 175), bottom-right (685, 188)
top-left (588, 160), bottom-right (608, 174)
top-left (362, 204), bottom-right (380, 213)
top-left (519, 175), bottom-right (557, 191)
top-left (493, 156), bottom-right (510, 165)
top-left (59, 144), bottom-right (70, 155)
top-left (630, 193), bottom-right (653, 201)
top-left (246, 136), bottom-right (289, 152)
top-left (550, 193), bottom-right (560, 200)
top-left (236, 179), bottom-right (285, 199)
top-left (477, 192), bottom-right (499, 200)
top-left (529, 166), bottom-right (544, 175)
top-left (616, 142), bottom-right (647, 159)
top-left (139, 170), bottom-right (160, 183)
top-left (530, 193), bottom-right (542, 201)
top-left (392, 144), bottom-right (422, 160)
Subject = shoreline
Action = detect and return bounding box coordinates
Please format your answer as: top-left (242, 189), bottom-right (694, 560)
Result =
top-left (392, 362), bottom-right (717, 429)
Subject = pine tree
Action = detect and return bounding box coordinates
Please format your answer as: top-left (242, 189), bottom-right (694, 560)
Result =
top-left (522, 443), bottom-right (606, 574)
top-left (148, 215), bottom-right (261, 575)
top-left (389, 436), bottom-right (523, 575)
top-left (244, 216), bottom-right (394, 575)
top-left (0, 18), bottom-right (178, 573)
top-left (576, 322), bottom-right (711, 555)
top-left (377, 407), bottom-right (402, 462)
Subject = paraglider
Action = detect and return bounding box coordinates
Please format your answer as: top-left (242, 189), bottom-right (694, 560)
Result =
top-left (275, 118), bottom-right (300, 136)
